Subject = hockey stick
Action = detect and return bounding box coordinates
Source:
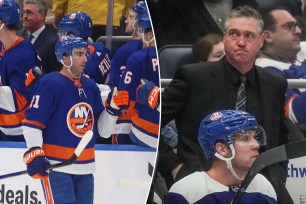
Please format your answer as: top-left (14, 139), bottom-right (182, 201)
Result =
top-left (0, 130), bottom-right (93, 180)
top-left (232, 139), bottom-right (306, 204)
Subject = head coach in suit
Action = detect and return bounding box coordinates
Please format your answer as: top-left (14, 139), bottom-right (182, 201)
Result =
top-left (22, 0), bottom-right (61, 73)
top-left (160, 5), bottom-right (304, 204)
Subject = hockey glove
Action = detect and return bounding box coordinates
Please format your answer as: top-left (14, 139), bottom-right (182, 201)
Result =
top-left (25, 67), bottom-right (43, 87)
top-left (23, 147), bottom-right (50, 179)
top-left (105, 87), bottom-right (129, 116)
top-left (136, 79), bottom-right (160, 109)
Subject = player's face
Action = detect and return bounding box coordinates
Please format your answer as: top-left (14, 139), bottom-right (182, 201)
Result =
top-left (224, 17), bottom-right (263, 72)
top-left (70, 48), bottom-right (88, 77)
top-left (207, 41), bottom-right (225, 62)
top-left (22, 3), bottom-right (45, 33)
top-left (125, 11), bottom-right (137, 34)
top-left (231, 130), bottom-right (260, 172)
top-left (142, 30), bottom-right (154, 48)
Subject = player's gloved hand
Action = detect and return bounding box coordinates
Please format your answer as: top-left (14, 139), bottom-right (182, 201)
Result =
top-left (23, 147), bottom-right (50, 179)
top-left (105, 87), bottom-right (129, 116)
top-left (25, 67), bottom-right (43, 87)
top-left (136, 78), bottom-right (160, 109)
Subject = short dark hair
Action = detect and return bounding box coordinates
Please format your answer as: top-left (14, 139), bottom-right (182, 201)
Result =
top-left (260, 6), bottom-right (292, 30)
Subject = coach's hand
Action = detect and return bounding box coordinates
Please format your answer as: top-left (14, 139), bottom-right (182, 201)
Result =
top-left (23, 147), bottom-right (50, 179)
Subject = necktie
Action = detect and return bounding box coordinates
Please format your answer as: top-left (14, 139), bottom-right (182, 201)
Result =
top-left (27, 34), bottom-right (34, 43)
top-left (236, 76), bottom-right (247, 111)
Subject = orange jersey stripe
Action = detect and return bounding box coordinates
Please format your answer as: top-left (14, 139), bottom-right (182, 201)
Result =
top-left (285, 94), bottom-right (297, 118)
top-left (0, 36), bottom-right (24, 56)
top-left (42, 177), bottom-right (54, 204)
top-left (132, 115), bottom-right (159, 136)
top-left (0, 89), bottom-right (29, 126)
top-left (22, 119), bottom-right (46, 129)
top-left (0, 110), bottom-right (25, 126)
top-left (43, 144), bottom-right (95, 161)
top-left (14, 89), bottom-right (28, 111)
top-left (118, 101), bottom-right (137, 121)
top-left (88, 44), bottom-right (95, 54)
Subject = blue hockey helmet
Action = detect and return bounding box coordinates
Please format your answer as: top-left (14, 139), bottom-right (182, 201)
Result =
top-left (55, 36), bottom-right (89, 62)
top-left (58, 12), bottom-right (92, 38)
top-left (0, 0), bottom-right (20, 25)
top-left (138, 12), bottom-right (152, 32)
top-left (198, 110), bottom-right (266, 159)
top-left (131, 1), bottom-right (147, 18)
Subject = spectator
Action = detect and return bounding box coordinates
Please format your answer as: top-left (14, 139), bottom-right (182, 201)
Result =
top-left (52, 0), bottom-right (135, 41)
top-left (256, 7), bottom-right (306, 126)
top-left (22, 0), bottom-right (61, 73)
top-left (164, 110), bottom-right (277, 204)
top-left (0, 0), bottom-right (42, 141)
top-left (22, 36), bottom-right (128, 203)
top-left (58, 11), bottom-right (112, 85)
top-left (160, 5), bottom-right (303, 204)
top-left (192, 33), bottom-right (225, 62)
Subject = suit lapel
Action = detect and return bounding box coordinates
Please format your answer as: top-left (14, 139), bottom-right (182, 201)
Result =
top-left (33, 27), bottom-right (46, 48)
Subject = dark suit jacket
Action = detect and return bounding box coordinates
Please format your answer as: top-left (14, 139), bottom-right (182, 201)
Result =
top-left (160, 57), bottom-right (302, 203)
top-left (33, 25), bottom-right (61, 73)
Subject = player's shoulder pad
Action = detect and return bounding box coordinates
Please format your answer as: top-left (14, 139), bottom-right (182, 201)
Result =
top-left (90, 42), bottom-right (111, 53)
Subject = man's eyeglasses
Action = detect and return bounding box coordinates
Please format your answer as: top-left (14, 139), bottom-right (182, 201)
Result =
top-left (268, 21), bottom-right (299, 32)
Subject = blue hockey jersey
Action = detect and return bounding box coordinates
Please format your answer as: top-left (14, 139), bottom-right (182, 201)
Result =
top-left (119, 46), bottom-right (159, 148)
top-left (108, 40), bottom-right (143, 137)
top-left (109, 39), bottom-right (143, 87)
top-left (0, 37), bottom-right (41, 135)
top-left (23, 72), bottom-right (104, 174)
top-left (84, 42), bottom-right (112, 85)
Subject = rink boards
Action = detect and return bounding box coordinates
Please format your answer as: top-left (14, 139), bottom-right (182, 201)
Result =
top-left (0, 142), bottom-right (156, 204)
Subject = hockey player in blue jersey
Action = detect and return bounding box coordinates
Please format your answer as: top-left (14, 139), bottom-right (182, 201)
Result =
top-left (0, 0), bottom-right (42, 140)
top-left (115, 11), bottom-right (159, 148)
top-left (108, 1), bottom-right (148, 144)
top-left (99, 10), bottom-right (159, 147)
top-left (109, 1), bottom-right (147, 88)
top-left (58, 11), bottom-right (112, 85)
top-left (164, 110), bottom-right (277, 204)
top-left (22, 36), bottom-right (128, 204)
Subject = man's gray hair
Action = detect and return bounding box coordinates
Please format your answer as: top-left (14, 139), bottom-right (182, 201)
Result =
top-left (23, 0), bottom-right (48, 15)
top-left (225, 6), bottom-right (264, 34)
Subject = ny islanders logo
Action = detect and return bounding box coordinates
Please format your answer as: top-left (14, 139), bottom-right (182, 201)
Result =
top-left (210, 112), bottom-right (222, 121)
top-left (67, 103), bottom-right (94, 137)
